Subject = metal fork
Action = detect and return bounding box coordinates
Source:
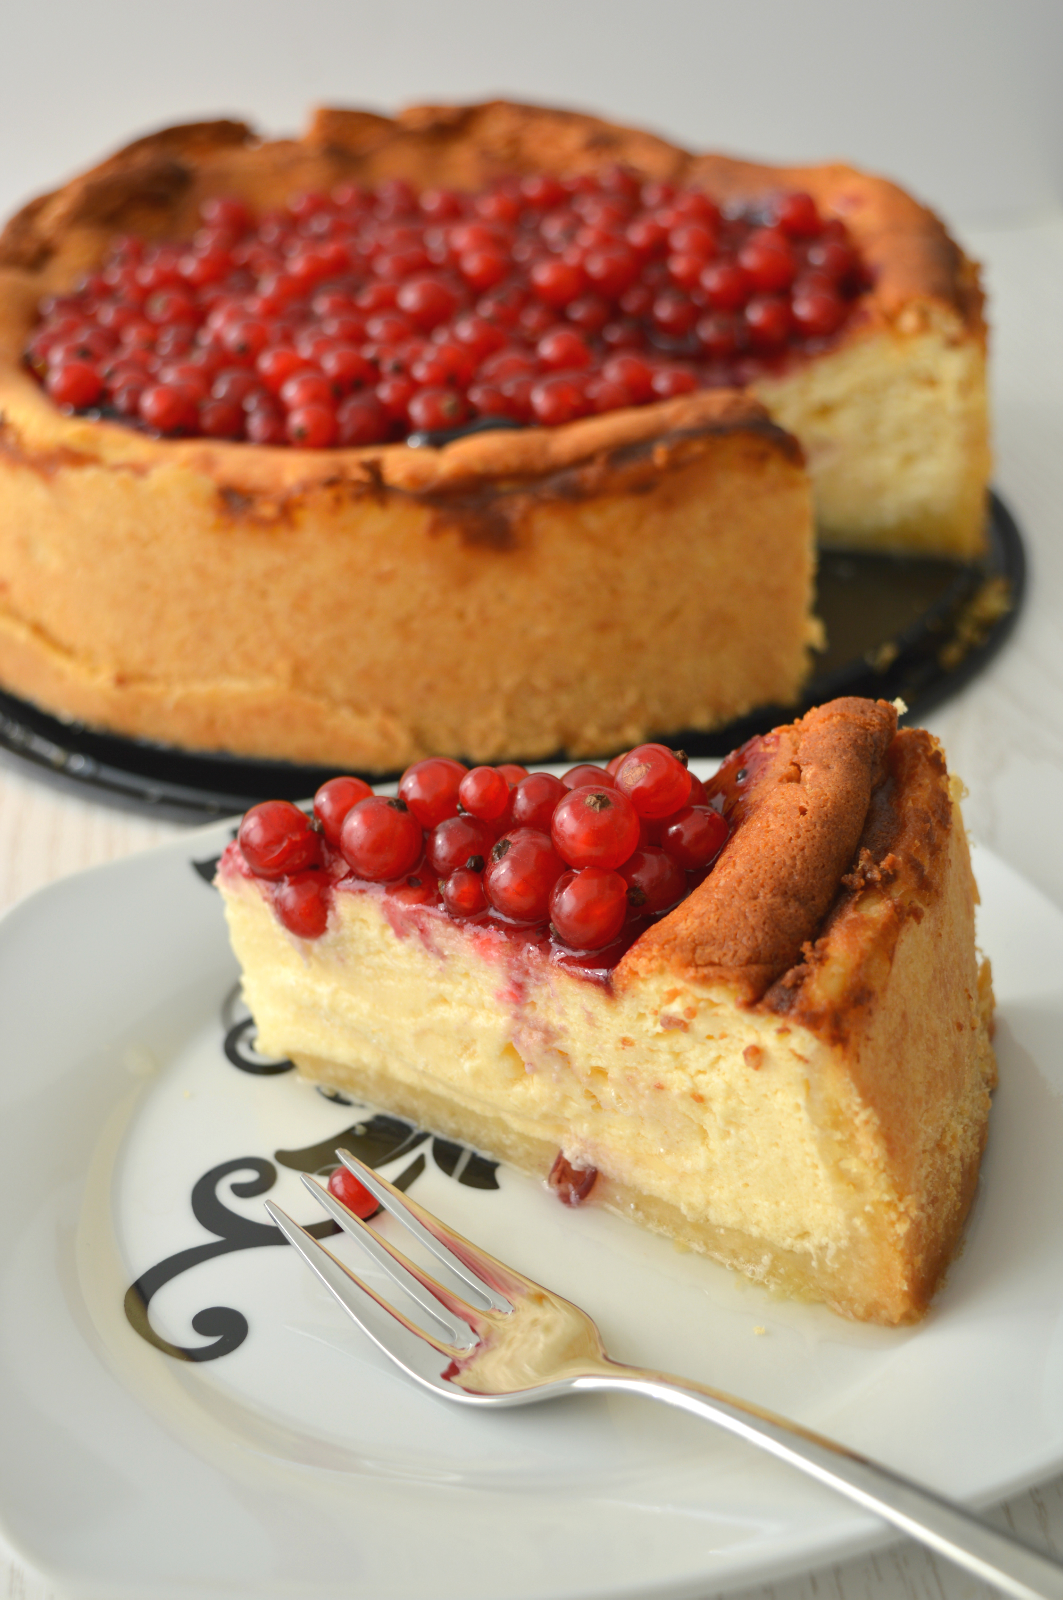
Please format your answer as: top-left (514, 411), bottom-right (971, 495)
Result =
top-left (266, 1149), bottom-right (1063, 1600)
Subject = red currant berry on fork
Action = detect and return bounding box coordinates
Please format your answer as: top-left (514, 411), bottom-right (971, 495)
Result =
top-left (328, 1163), bottom-right (380, 1219)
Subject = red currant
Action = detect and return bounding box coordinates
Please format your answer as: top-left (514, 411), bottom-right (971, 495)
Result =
top-left (615, 745), bottom-right (692, 818)
top-left (484, 828), bottom-right (565, 924)
top-left (695, 312), bottom-right (740, 360)
top-left (245, 405), bottom-right (287, 445)
top-left (660, 805), bottom-right (729, 869)
top-left (507, 772), bottom-right (566, 832)
top-left (536, 328), bottom-right (592, 371)
top-left (550, 867), bottom-right (627, 949)
top-left (582, 243), bottom-right (638, 298)
top-left (530, 374), bottom-right (590, 426)
top-left (772, 191), bottom-right (821, 237)
top-left (451, 314), bottom-right (508, 360)
top-left (340, 796), bottom-right (423, 881)
top-left (738, 229), bottom-right (797, 292)
top-left (651, 290), bottom-right (698, 337)
top-left (458, 766), bottom-right (510, 822)
top-left (319, 346), bottom-right (376, 393)
top-left (586, 375), bottom-right (633, 413)
top-left (561, 764), bottom-right (614, 790)
top-left (550, 786), bottom-right (639, 870)
top-left (286, 403), bottom-right (337, 448)
top-left (199, 398), bottom-right (244, 438)
top-left (565, 294), bottom-right (610, 334)
top-left (548, 1152), bottom-right (597, 1205)
top-left (791, 282), bottom-right (846, 338)
top-left (139, 382), bottom-right (198, 433)
top-left (336, 394), bottom-right (389, 445)
top-left (328, 1163), bottom-right (380, 1219)
top-left (619, 847), bottom-right (686, 914)
top-left (314, 774), bottom-right (374, 845)
top-left (274, 872), bottom-right (329, 938)
top-left (442, 866), bottom-right (489, 918)
top-left (399, 757), bottom-right (467, 828)
top-left (806, 238), bottom-right (859, 283)
top-left (396, 275), bottom-right (461, 331)
top-left (407, 387), bottom-right (468, 431)
top-left (257, 346), bottom-right (310, 395)
top-left (427, 814), bottom-right (496, 878)
top-left (745, 295), bottom-right (793, 350)
top-left (601, 354), bottom-right (654, 402)
top-left (520, 174), bottom-right (566, 209)
top-left (651, 365), bottom-right (698, 398)
top-left (239, 800), bottom-right (323, 878)
top-left (699, 260), bottom-right (752, 311)
top-left (529, 258), bottom-right (585, 308)
top-left (459, 248), bottom-right (508, 291)
top-left (411, 342), bottom-right (475, 388)
top-left (46, 360), bottom-right (102, 408)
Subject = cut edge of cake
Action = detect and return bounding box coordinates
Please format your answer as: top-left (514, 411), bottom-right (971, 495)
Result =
top-left (218, 698), bottom-right (996, 1325)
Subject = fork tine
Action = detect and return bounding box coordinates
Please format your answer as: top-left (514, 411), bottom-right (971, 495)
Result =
top-left (265, 1200), bottom-right (476, 1384)
top-left (301, 1173), bottom-right (482, 1341)
top-left (336, 1148), bottom-right (515, 1313)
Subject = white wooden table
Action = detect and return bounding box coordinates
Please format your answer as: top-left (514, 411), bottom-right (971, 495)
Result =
top-left (2, 214), bottom-right (1062, 1600)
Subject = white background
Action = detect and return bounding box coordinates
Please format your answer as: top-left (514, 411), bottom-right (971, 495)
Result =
top-left (1, 0), bottom-right (1061, 226)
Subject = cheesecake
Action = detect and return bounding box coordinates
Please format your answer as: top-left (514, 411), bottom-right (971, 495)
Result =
top-left (0, 101), bottom-right (988, 771)
top-left (218, 698), bottom-right (997, 1324)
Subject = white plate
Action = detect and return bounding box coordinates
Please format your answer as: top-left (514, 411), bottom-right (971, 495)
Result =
top-left (1, 829), bottom-right (1062, 1600)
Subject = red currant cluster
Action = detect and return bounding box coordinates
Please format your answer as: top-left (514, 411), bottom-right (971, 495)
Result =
top-left (235, 745), bottom-right (728, 957)
top-left (26, 168), bottom-right (867, 446)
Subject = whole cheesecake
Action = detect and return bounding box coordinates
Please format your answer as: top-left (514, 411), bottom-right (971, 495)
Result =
top-left (218, 698), bottom-right (997, 1325)
top-left (0, 103), bottom-right (987, 772)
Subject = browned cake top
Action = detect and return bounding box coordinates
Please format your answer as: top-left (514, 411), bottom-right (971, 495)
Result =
top-left (617, 697), bottom-right (898, 998)
top-left (0, 100), bottom-right (981, 333)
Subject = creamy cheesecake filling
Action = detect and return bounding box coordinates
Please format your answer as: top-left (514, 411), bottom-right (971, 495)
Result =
top-left (224, 870), bottom-right (896, 1275)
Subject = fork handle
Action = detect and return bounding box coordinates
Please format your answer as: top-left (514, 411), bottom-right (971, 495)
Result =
top-left (575, 1364), bottom-right (1063, 1600)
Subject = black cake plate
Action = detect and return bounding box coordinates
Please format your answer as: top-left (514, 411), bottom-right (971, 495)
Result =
top-left (0, 492), bottom-right (1025, 822)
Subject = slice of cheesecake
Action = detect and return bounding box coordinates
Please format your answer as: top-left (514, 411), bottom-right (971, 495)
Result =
top-left (218, 698), bottom-right (995, 1325)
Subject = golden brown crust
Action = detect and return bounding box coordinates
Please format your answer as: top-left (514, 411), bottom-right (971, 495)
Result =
top-left (617, 697), bottom-right (897, 998)
top-left (759, 725), bottom-right (994, 1317)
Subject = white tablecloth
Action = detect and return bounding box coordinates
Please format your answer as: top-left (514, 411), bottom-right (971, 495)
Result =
top-left (2, 213), bottom-right (1062, 1599)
